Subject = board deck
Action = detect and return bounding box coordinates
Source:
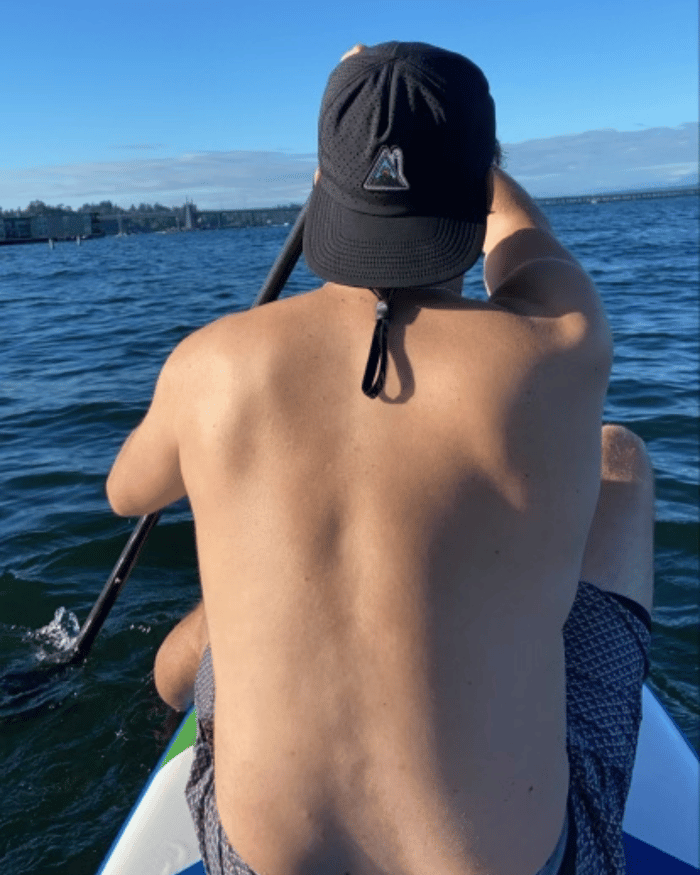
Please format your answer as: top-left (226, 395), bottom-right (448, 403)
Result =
top-left (97, 684), bottom-right (699, 875)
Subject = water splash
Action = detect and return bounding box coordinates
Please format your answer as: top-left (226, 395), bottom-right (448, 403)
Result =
top-left (23, 607), bottom-right (80, 661)
top-left (1, 609), bottom-right (82, 711)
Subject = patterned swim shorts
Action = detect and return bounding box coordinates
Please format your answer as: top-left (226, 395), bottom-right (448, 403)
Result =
top-left (559, 581), bottom-right (652, 874)
top-left (184, 645), bottom-right (255, 875)
top-left (185, 580), bottom-right (651, 875)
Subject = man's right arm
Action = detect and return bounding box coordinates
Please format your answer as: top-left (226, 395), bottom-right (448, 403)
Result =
top-left (482, 169), bottom-right (612, 355)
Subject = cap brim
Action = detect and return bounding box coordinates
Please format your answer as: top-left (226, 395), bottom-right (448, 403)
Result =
top-left (303, 182), bottom-right (486, 288)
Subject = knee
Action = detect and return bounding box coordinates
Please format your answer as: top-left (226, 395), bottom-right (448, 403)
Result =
top-left (601, 424), bottom-right (654, 484)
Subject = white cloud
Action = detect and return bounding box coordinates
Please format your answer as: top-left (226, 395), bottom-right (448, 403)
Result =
top-left (0, 151), bottom-right (317, 210)
top-left (515, 173), bottom-right (564, 181)
top-left (622, 162), bottom-right (696, 174)
top-left (503, 123), bottom-right (698, 196)
top-left (0, 124), bottom-right (696, 210)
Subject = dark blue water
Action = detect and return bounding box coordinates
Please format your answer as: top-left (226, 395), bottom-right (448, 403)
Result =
top-left (1, 198), bottom-right (698, 874)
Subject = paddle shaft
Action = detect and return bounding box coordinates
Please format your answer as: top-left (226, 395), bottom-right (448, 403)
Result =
top-left (69, 511), bottom-right (161, 664)
top-left (70, 201), bottom-right (309, 664)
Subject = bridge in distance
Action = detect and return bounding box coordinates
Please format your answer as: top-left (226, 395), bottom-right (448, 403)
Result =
top-left (534, 185), bottom-right (698, 205)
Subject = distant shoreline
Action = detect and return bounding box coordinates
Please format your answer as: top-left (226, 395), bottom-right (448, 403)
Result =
top-left (1, 186), bottom-right (697, 245)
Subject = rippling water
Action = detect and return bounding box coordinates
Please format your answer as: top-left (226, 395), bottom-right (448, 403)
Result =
top-left (1, 198), bottom-right (698, 873)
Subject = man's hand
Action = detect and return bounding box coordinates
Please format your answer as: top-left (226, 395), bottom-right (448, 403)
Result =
top-left (341, 43), bottom-right (365, 61)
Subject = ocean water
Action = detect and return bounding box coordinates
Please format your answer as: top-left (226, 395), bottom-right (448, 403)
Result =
top-left (1, 196), bottom-right (698, 874)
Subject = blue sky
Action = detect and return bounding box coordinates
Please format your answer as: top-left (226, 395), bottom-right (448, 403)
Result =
top-left (1, 0), bottom-right (697, 210)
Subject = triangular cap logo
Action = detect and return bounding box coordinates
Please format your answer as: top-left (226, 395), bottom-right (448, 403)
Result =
top-left (363, 146), bottom-right (410, 191)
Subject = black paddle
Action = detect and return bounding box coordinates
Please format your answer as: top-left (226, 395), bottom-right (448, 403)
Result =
top-left (68, 201), bottom-right (309, 665)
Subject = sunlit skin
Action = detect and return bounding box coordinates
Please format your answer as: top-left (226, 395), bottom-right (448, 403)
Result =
top-left (106, 46), bottom-right (655, 875)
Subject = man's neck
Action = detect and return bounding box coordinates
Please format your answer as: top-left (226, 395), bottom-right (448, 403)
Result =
top-left (422, 275), bottom-right (464, 296)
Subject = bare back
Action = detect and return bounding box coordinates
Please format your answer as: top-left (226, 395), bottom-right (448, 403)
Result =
top-left (172, 280), bottom-right (609, 875)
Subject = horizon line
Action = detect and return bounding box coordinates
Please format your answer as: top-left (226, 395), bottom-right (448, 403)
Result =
top-left (3, 182), bottom-right (697, 217)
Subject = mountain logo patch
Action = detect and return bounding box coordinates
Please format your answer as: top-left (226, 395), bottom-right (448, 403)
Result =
top-left (363, 146), bottom-right (410, 191)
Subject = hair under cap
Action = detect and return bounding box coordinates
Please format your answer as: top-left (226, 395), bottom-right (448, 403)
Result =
top-left (303, 42), bottom-right (496, 288)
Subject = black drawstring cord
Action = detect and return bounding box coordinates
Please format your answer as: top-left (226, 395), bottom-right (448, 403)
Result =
top-left (362, 293), bottom-right (392, 399)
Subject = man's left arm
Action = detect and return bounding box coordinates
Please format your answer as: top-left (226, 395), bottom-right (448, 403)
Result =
top-left (106, 349), bottom-right (187, 517)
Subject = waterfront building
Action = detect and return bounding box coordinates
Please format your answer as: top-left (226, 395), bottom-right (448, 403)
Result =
top-left (0, 211), bottom-right (103, 245)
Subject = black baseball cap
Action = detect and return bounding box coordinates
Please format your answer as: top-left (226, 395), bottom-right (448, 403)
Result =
top-left (303, 41), bottom-right (496, 288)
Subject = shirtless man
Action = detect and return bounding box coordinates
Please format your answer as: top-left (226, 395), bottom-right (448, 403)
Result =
top-left (107, 42), bottom-right (654, 875)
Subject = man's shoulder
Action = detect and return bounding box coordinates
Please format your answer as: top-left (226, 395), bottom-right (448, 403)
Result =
top-left (171, 300), bottom-right (283, 353)
top-left (163, 289), bottom-right (324, 379)
top-left (487, 257), bottom-right (612, 362)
